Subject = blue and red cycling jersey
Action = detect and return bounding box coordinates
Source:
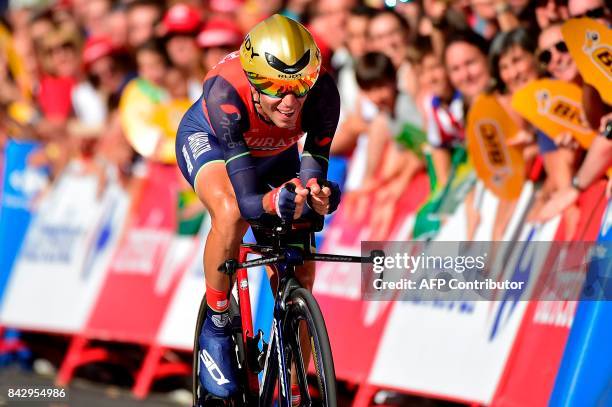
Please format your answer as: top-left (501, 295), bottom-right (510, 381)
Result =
top-left (175, 51), bottom-right (340, 220)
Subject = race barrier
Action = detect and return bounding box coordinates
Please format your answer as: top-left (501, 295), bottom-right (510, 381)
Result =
top-left (0, 162), bottom-right (129, 333)
top-left (550, 200), bottom-right (612, 407)
top-left (55, 163), bottom-right (196, 396)
top-left (0, 151), bottom-right (609, 405)
top-left (0, 140), bottom-right (48, 364)
top-left (491, 180), bottom-right (609, 406)
top-left (0, 140), bottom-right (48, 306)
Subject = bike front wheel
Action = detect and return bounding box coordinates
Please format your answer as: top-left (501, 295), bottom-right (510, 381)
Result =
top-left (284, 287), bottom-right (337, 407)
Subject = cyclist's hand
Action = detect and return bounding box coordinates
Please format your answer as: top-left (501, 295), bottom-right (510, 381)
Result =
top-left (265, 178), bottom-right (309, 220)
top-left (306, 178), bottom-right (341, 215)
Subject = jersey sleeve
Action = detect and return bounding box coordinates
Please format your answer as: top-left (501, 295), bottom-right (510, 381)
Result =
top-left (202, 75), bottom-right (266, 220)
top-left (300, 72), bottom-right (341, 182)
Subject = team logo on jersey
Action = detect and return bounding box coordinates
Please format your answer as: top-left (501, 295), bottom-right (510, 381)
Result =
top-left (244, 134), bottom-right (303, 151)
top-left (314, 136), bottom-right (332, 147)
top-left (475, 120), bottom-right (512, 186)
top-left (582, 30), bottom-right (612, 80)
top-left (266, 50), bottom-right (310, 76)
top-left (182, 145), bottom-right (193, 175)
top-left (535, 90), bottom-right (591, 133)
top-left (188, 132), bottom-right (212, 161)
top-left (220, 104), bottom-right (241, 119)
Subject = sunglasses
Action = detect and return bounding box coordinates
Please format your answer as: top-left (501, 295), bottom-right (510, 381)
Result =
top-left (573, 6), bottom-right (607, 19)
top-left (537, 41), bottom-right (568, 66)
top-left (246, 71), bottom-right (317, 98)
top-left (45, 42), bottom-right (75, 55)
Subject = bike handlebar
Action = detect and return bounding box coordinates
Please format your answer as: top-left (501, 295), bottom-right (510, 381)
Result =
top-left (218, 250), bottom-right (384, 275)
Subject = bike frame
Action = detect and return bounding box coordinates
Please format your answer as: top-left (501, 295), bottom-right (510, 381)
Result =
top-left (219, 231), bottom-right (374, 407)
top-left (235, 244), bottom-right (299, 407)
top-left (231, 242), bottom-right (371, 407)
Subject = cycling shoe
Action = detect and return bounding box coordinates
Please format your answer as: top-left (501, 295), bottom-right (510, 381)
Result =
top-left (198, 313), bottom-right (239, 399)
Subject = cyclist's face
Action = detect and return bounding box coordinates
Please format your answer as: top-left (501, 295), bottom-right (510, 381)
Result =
top-left (256, 89), bottom-right (307, 129)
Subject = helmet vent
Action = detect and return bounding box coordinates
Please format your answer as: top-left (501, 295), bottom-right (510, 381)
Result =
top-left (265, 50), bottom-right (310, 75)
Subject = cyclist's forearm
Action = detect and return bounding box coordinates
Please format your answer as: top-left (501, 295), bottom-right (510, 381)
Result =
top-left (299, 153), bottom-right (328, 183)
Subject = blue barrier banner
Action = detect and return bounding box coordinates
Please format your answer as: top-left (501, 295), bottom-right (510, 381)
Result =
top-left (550, 200), bottom-right (612, 407)
top-left (0, 140), bottom-right (47, 306)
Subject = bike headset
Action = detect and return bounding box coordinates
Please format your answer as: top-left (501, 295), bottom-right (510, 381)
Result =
top-left (239, 14), bottom-right (322, 105)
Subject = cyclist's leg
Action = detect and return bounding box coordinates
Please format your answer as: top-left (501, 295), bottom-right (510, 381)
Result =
top-left (195, 163), bottom-right (249, 297)
top-left (176, 112), bottom-right (248, 399)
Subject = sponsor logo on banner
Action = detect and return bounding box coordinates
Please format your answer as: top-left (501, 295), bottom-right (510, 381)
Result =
top-left (512, 79), bottom-right (596, 148)
top-left (535, 91), bottom-right (590, 132)
top-left (533, 301), bottom-right (576, 328)
top-left (20, 225), bottom-right (83, 264)
top-left (3, 166), bottom-right (47, 210)
top-left (467, 94), bottom-right (524, 200)
top-left (489, 229), bottom-right (535, 340)
top-left (582, 30), bottom-right (612, 79)
top-left (475, 120), bottom-right (512, 187)
top-left (111, 228), bottom-right (172, 274)
top-left (81, 199), bottom-right (117, 280)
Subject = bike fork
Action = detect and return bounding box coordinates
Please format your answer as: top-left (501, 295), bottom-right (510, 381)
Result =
top-left (259, 315), bottom-right (292, 407)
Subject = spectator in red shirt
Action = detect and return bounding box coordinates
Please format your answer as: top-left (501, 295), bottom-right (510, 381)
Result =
top-left (37, 26), bottom-right (81, 121)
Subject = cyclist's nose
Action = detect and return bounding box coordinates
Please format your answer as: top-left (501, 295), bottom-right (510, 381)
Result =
top-left (281, 93), bottom-right (300, 108)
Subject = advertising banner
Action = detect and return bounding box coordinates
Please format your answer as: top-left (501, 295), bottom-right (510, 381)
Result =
top-left (0, 162), bottom-right (129, 333)
top-left (156, 217), bottom-right (209, 350)
top-left (313, 173), bottom-right (429, 383)
top-left (83, 163), bottom-right (184, 344)
top-left (0, 140), bottom-right (47, 306)
top-left (366, 213), bottom-right (561, 405)
top-left (550, 199), bottom-right (612, 407)
top-left (491, 181), bottom-right (608, 407)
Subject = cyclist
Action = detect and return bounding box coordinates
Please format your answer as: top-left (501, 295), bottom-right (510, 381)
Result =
top-left (175, 14), bottom-right (341, 404)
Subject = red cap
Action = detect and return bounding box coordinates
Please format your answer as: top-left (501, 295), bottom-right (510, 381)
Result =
top-left (197, 19), bottom-right (243, 49)
top-left (209, 0), bottom-right (243, 13)
top-left (161, 3), bottom-right (202, 35)
top-left (82, 36), bottom-right (117, 70)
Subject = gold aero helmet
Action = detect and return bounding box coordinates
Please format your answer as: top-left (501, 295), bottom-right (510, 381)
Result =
top-left (239, 14), bottom-right (321, 98)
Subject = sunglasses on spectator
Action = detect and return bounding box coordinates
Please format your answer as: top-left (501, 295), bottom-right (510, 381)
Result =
top-left (537, 41), bottom-right (568, 65)
top-left (45, 42), bottom-right (75, 54)
top-left (573, 6), bottom-right (607, 19)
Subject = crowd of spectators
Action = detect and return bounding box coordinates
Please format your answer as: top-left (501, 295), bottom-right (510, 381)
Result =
top-left (0, 0), bottom-right (610, 238)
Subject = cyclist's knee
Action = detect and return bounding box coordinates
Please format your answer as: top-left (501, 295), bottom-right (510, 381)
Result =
top-left (296, 264), bottom-right (316, 291)
top-left (210, 195), bottom-right (247, 242)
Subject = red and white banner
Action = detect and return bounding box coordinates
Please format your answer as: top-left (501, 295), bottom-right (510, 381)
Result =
top-left (364, 188), bottom-right (552, 405)
top-left (0, 162), bottom-right (129, 333)
top-left (492, 181), bottom-right (608, 407)
top-left (83, 163), bottom-right (189, 344)
top-left (314, 172), bottom-right (429, 383)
